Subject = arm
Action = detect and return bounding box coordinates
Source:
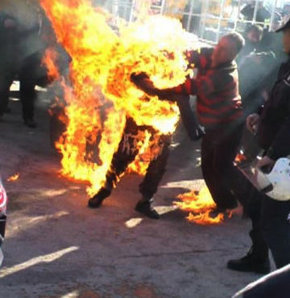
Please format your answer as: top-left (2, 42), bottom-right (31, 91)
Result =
top-left (256, 117), bottom-right (290, 171)
top-left (177, 95), bottom-right (204, 140)
top-left (185, 47), bottom-right (213, 70)
top-left (131, 72), bottom-right (198, 102)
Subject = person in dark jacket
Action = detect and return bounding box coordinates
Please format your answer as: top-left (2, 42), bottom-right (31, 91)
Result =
top-left (131, 32), bottom-right (261, 213)
top-left (227, 16), bottom-right (290, 273)
top-left (237, 50), bottom-right (277, 164)
top-left (0, 11), bottom-right (18, 121)
top-left (237, 24), bottom-right (263, 66)
top-left (240, 1), bottom-right (270, 23)
top-left (0, 7), bottom-right (53, 128)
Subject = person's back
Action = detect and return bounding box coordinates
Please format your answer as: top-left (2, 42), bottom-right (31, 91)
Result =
top-left (239, 51), bottom-right (277, 116)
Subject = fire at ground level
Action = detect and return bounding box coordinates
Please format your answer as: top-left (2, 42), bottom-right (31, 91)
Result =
top-left (0, 87), bottom-right (276, 297)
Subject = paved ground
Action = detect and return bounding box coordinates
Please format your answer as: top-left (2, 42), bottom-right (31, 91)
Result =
top-left (0, 89), bottom-right (271, 297)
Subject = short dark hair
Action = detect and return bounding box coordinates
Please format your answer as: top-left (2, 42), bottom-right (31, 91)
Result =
top-left (224, 32), bottom-right (245, 54)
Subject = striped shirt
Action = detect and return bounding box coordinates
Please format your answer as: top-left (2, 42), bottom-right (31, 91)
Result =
top-left (158, 48), bottom-right (243, 129)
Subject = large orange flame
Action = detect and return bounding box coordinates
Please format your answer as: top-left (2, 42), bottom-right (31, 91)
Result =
top-left (40, 0), bottom-right (195, 196)
top-left (175, 187), bottom-right (225, 225)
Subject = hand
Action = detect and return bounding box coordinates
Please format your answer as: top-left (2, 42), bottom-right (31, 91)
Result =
top-left (246, 113), bottom-right (260, 134)
top-left (130, 72), bottom-right (158, 96)
top-left (256, 156), bottom-right (275, 173)
top-left (191, 125), bottom-right (205, 141)
top-left (130, 72), bottom-right (150, 83)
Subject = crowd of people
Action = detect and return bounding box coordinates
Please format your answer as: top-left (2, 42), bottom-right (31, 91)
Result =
top-left (131, 14), bottom-right (290, 291)
top-left (0, 1), bottom-right (289, 296)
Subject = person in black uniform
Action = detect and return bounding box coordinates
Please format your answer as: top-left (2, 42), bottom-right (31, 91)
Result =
top-left (228, 16), bottom-right (290, 273)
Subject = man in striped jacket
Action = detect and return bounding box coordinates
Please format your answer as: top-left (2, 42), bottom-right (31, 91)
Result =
top-left (132, 32), bottom-right (255, 213)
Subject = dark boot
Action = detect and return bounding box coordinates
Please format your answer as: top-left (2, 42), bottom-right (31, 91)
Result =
top-left (227, 247), bottom-right (270, 274)
top-left (227, 230), bottom-right (270, 274)
top-left (135, 197), bottom-right (160, 219)
top-left (88, 187), bottom-right (111, 208)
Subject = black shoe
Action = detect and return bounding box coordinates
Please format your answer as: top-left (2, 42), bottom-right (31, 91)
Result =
top-left (210, 201), bottom-right (238, 217)
top-left (24, 118), bottom-right (37, 128)
top-left (135, 200), bottom-right (160, 219)
top-left (227, 250), bottom-right (270, 274)
top-left (209, 206), bottom-right (227, 218)
top-left (88, 188), bottom-right (111, 208)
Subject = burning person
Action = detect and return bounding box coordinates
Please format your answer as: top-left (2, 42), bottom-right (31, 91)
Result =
top-left (88, 117), bottom-right (171, 219)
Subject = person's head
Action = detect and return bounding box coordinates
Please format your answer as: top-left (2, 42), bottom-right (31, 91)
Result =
top-left (257, 1), bottom-right (264, 9)
top-left (212, 32), bottom-right (245, 67)
top-left (245, 24), bottom-right (263, 44)
top-left (276, 16), bottom-right (290, 55)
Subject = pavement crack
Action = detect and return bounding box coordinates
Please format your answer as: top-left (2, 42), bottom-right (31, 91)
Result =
top-left (119, 248), bottom-right (227, 259)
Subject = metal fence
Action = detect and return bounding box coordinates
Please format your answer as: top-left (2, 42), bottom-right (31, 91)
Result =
top-left (99, 0), bottom-right (289, 44)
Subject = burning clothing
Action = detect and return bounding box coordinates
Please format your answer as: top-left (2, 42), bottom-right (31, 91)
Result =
top-left (98, 117), bottom-right (170, 200)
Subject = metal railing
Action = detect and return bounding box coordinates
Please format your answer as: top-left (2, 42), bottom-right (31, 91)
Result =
top-left (107, 0), bottom-right (285, 43)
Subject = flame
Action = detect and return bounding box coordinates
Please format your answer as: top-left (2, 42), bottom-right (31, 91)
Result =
top-left (43, 48), bottom-right (60, 81)
top-left (186, 211), bottom-right (224, 225)
top-left (234, 152), bottom-right (247, 163)
top-left (40, 0), bottom-right (194, 196)
top-left (7, 173), bottom-right (20, 182)
top-left (175, 187), bottom-right (225, 225)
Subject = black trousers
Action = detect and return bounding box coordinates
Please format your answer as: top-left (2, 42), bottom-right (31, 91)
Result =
top-left (201, 124), bottom-right (270, 258)
top-left (0, 52), bottom-right (44, 120)
top-left (104, 118), bottom-right (171, 200)
top-left (0, 69), bottom-right (14, 116)
top-left (201, 124), bottom-right (290, 268)
top-left (261, 197), bottom-right (290, 268)
top-left (201, 124), bottom-right (255, 209)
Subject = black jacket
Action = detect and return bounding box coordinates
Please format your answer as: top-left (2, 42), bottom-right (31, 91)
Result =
top-left (257, 58), bottom-right (290, 159)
